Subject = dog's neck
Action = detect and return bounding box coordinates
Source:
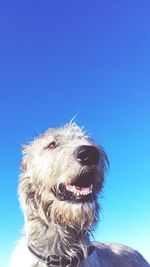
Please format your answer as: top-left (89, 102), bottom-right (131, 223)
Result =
top-left (26, 219), bottom-right (91, 264)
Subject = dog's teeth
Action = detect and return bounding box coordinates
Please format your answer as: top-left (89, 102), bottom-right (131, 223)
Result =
top-left (64, 183), bottom-right (93, 199)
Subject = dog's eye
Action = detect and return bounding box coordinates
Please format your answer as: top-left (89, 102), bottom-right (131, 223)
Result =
top-left (45, 141), bottom-right (57, 149)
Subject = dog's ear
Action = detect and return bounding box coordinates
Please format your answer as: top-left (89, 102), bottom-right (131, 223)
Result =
top-left (21, 158), bottom-right (27, 172)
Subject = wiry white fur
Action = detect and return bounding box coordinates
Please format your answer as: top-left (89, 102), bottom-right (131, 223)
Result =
top-left (9, 123), bottom-right (149, 267)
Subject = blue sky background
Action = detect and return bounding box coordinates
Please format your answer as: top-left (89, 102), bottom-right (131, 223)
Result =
top-left (0, 0), bottom-right (150, 266)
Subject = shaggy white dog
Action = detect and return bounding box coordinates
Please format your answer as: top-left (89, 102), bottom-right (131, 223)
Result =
top-left (9, 123), bottom-right (149, 267)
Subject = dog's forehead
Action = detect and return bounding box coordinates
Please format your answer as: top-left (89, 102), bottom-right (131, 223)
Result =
top-left (46, 123), bottom-right (89, 140)
top-left (62, 123), bottom-right (86, 137)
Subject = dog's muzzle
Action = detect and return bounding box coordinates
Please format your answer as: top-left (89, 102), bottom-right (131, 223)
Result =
top-left (51, 145), bottom-right (100, 202)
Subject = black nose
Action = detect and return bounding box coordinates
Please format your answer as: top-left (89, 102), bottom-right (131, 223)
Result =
top-left (76, 145), bottom-right (100, 165)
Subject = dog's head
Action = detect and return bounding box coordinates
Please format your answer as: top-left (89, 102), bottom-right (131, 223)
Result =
top-left (19, 123), bottom-right (109, 231)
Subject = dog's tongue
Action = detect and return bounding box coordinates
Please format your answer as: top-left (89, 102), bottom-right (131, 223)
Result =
top-left (66, 184), bottom-right (93, 195)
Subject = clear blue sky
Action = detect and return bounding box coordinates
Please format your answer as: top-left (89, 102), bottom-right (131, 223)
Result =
top-left (0, 1), bottom-right (150, 266)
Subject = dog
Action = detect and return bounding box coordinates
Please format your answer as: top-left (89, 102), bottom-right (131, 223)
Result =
top-left (9, 123), bottom-right (149, 267)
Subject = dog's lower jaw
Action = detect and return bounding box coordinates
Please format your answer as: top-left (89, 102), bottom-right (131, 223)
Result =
top-left (38, 191), bottom-right (99, 230)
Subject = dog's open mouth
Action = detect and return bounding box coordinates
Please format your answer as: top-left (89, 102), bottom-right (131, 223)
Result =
top-left (52, 172), bottom-right (96, 202)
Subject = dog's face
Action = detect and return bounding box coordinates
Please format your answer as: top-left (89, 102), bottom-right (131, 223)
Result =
top-left (20, 123), bottom-right (108, 229)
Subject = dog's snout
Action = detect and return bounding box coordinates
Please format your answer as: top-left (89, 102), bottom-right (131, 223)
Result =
top-left (76, 145), bottom-right (100, 165)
